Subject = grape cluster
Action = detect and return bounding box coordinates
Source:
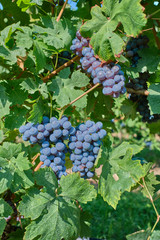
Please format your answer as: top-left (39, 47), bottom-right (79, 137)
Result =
top-left (127, 73), bottom-right (160, 123)
top-left (68, 120), bottom-right (107, 178)
top-left (19, 116), bottom-right (76, 179)
top-left (124, 35), bottom-right (149, 67)
top-left (70, 31), bottom-right (126, 98)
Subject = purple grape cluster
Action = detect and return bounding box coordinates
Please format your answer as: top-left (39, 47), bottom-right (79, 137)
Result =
top-left (70, 31), bottom-right (89, 56)
top-left (19, 116), bottom-right (76, 179)
top-left (68, 120), bottom-right (107, 178)
top-left (124, 35), bottom-right (149, 67)
top-left (70, 31), bottom-right (126, 98)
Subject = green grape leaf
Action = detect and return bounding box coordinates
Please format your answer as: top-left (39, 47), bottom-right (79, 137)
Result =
top-left (0, 217), bottom-right (6, 236)
top-left (15, 27), bottom-right (33, 49)
top-left (5, 107), bottom-right (28, 130)
top-left (0, 142), bottom-right (34, 192)
top-left (80, 0), bottom-right (146, 61)
top-left (99, 148), bottom-right (146, 209)
top-left (148, 83), bottom-right (160, 114)
top-left (24, 199), bottom-right (80, 240)
top-left (59, 173), bottom-right (97, 203)
top-left (151, 231), bottom-right (160, 240)
top-left (34, 168), bottom-right (58, 195)
top-left (28, 98), bottom-right (45, 123)
top-left (141, 172), bottom-right (160, 198)
top-left (48, 69), bottom-right (90, 108)
top-left (0, 198), bottom-right (13, 217)
top-left (0, 169), bottom-right (14, 194)
top-left (33, 41), bottom-right (47, 73)
top-left (136, 48), bottom-right (160, 73)
top-left (0, 85), bottom-right (11, 119)
top-left (121, 99), bottom-right (137, 119)
top-left (0, 142), bottom-right (22, 159)
top-left (18, 187), bottom-right (54, 220)
top-left (126, 229), bottom-right (151, 240)
top-left (79, 211), bottom-right (91, 238)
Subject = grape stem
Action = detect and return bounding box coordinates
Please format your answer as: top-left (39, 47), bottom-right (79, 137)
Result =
top-left (58, 83), bottom-right (100, 111)
top-left (141, 178), bottom-right (160, 240)
top-left (56, 0), bottom-right (68, 22)
top-left (126, 88), bottom-right (149, 96)
top-left (152, 24), bottom-right (160, 50)
top-left (32, 153), bottom-right (40, 164)
top-left (34, 161), bottom-right (43, 171)
top-left (147, 9), bottom-right (160, 19)
top-left (42, 55), bottom-right (80, 82)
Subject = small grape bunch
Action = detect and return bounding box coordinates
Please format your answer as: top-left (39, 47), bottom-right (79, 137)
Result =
top-left (70, 31), bottom-right (126, 98)
top-left (68, 120), bottom-right (107, 178)
top-left (124, 35), bottom-right (149, 67)
top-left (19, 116), bottom-right (76, 179)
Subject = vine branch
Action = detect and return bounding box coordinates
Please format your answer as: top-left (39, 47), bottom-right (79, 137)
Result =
top-left (42, 55), bottom-right (80, 82)
top-left (34, 162), bottom-right (43, 171)
top-left (126, 88), bottom-right (149, 96)
top-left (56, 0), bottom-right (68, 22)
top-left (58, 83), bottom-right (100, 112)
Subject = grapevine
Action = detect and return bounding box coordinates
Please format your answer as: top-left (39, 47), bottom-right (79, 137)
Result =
top-left (0, 1), bottom-right (160, 240)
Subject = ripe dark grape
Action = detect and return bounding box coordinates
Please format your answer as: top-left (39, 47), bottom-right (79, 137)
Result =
top-left (68, 120), bottom-right (107, 178)
top-left (70, 31), bottom-right (126, 98)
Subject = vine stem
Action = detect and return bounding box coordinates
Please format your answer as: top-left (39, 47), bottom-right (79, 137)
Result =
top-left (152, 24), bottom-right (160, 50)
top-left (142, 178), bottom-right (160, 239)
top-left (42, 55), bottom-right (80, 82)
top-left (147, 9), bottom-right (160, 19)
top-left (58, 83), bottom-right (100, 111)
top-left (56, 0), bottom-right (68, 22)
top-left (34, 162), bottom-right (43, 171)
top-left (32, 153), bottom-right (40, 164)
top-left (126, 88), bottom-right (149, 96)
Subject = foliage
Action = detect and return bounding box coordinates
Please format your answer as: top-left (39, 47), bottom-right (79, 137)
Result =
top-left (0, 0), bottom-right (160, 239)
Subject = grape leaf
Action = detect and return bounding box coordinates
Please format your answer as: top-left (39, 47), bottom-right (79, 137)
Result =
top-left (151, 231), bottom-right (160, 240)
top-left (148, 83), bottom-right (160, 114)
top-left (15, 27), bottom-right (33, 49)
top-left (0, 169), bottom-right (13, 194)
top-left (28, 98), bottom-right (45, 123)
top-left (136, 48), bottom-right (160, 73)
top-left (33, 41), bottom-right (47, 73)
top-left (0, 198), bottom-right (13, 217)
top-left (48, 69), bottom-right (90, 108)
top-left (140, 172), bottom-right (160, 198)
top-left (5, 107), bottom-right (28, 130)
top-left (19, 169), bottom-right (96, 240)
top-left (0, 85), bottom-right (11, 119)
top-left (98, 148), bottom-right (146, 209)
top-left (0, 217), bottom-right (6, 236)
top-left (80, 0), bottom-right (146, 61)
top-left (59, 173), bottom-right (97, 203)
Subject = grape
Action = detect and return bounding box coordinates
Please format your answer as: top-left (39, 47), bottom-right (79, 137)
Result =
top-left (96, 121), bottom-right (103, 129)
top-left (43, 148), bottom-right (51, 156)
top-left (40, 155), bottom-right (47, 162)
top-left (74, 148), bottom-right (82, 154)
top-left (86, 120), bottom-right (93, 128)
top-left (97, 70), bottom-right (106, 81)
top-left (92, 133), bottom-right (99, 141)
top-left (83, 142), bottom-right (91, 150)
top-left (37, 132), bottom-right (44, 140)
top-left (19, 125), bottom-right (26, 134)
top-left (102, 79), bottom-right (114, 87)
top-left (63, 121), bottom-right (72, 129)
top-left (82, 47), bottom-right (91, 56)
top-left (88, 155), bottom-right (94, 162)
top-left (69, 127), bottom-right (76, 135)
top-left (84, 135), bottom-right (92, 142)
top-left (25, 123), bottom-right (33, 130)
top-left (77, 165), bottom-right (84, 172)
top-left (86, 162), bottom-right (94, 169)
top-left (44, 159), bottom-right (51, 166)
top-left (62, 129), bottom-right (69, 137)
top-left (102, 87), bottom-right (113, 95)
top-left (79, 124), bottom-right (87, 132)
top-left (30, 127), bottom-right (38, 136)
top-left (50, 117), bottom-right (57, 123)
top-left (54, 129), bottom-right (62, 138)
top-left (87, 171), bottom-right (94, 178)
top-left (42, 141), bottom-right (50, 148)
top-left (114, 75), bottom-right (121, 83)
top-left (75, 160), bottom-right (81, 165)
top-left (54, 157), bottom-right (62, 164)
top-left (30, 136), bottom-right (37, 143)
top-left (77, 134), bottom-right (84, 142)
top-left (56, 142), bottom-right (65, 151)
top-left (24, 130), bottom-right (31, 138)
top-left (75, 141), bottom-right (83, 149)
top-left (112, 84), bottom-right (121, 93)
top-left (69, 142), bottom-right (76, 150)
top-left (81, 157), bottom-right (88, 164)
top-left (50, 134), bottom-right (58, 143)
top-left (69, 136), bottom-right (77, 142)
top-left (93, 77), bottom-right (100, 84)
top-left (43, 130), bottom-right (49, 137)
top-left (106, 70), bottom-right (115, 79)
top-left (92, 61), bottom-right (101, 69)
top-left (72, 166), bottom-right (78, 172)
top-left (43, 116), bottom-right (49, 124)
